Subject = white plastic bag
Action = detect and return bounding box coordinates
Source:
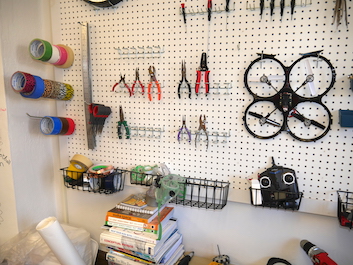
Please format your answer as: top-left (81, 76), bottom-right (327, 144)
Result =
top-left (0, 223), bottom-right (95, 265)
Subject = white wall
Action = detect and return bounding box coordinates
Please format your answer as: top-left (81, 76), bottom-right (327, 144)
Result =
top-left (1, 1), bottom-right (353, 265)
top-left (0, 0), bottom-right (62, 243)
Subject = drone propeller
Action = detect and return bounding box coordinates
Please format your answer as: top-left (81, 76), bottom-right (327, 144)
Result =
top-left (304, 60), bottom-right (318, 96)
top-left (248, 74), bottom-right (285, 83)
top-left (249, 111), bottom-right (281, 127)
top-left (291, 111), bottom-right (325, 130)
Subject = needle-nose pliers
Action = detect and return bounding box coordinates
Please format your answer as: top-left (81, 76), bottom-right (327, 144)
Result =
top-left (178, 60), bottom-right (191, 99)
top-left (148, 66), bottom-right (161, 101)
top-left (177, 115), bottom-right (191, 143)
top-left (117, 105), bottom-right (130, 139)
top-left (195, 114), bottom-right (209, 149)
top-left (131, 68), bottom-right (145, 95)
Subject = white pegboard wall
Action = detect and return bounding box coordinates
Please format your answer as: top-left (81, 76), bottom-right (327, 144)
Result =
top-left (56, 0), bottom-right (352, 215)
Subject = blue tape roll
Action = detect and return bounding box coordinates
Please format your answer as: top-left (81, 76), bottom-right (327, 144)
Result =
top-left (20, 75), bottom-right (45, 99)
top-left (40, 116), bottom-right (63, 135)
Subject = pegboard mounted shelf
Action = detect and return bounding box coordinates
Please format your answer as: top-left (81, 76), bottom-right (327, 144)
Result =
top-left (337, 190), bottom-right (353, 229)
top-left (130, 171), bottom-right (230, 209)
top-left (60, 167), bottom-right (126, 194)
top-left (114, 46), bottom-right (165, 59)
top-left (246, 0), bottom-right (312, 11)
top-left (179, 3), bottom-right (235, 16)
top-left (178, 130), bottom-right (231, 145)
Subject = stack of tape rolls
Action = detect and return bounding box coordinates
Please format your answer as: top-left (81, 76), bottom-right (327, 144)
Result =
top-left (40, 116), bottom-right (76, 136)
top-left (29, 38), bottom-right (74, 68)
top-left (11, 71), bottom-right (74, 101)
top-left (66, 154), bottom-right (93, 181)
top-left (88, 164), bottom-right (115, 191)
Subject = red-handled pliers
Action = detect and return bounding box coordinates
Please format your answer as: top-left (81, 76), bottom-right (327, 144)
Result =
top-left (112, 74), bottom-right (132, 97)
top-left (195, 52), bottom-right (210, 96)
top-left (148, 66), bottom-right (161, 101)
top-left (131, 68), bottom-right (145, 95)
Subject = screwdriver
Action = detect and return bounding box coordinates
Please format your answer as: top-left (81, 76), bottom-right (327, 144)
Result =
top-left (280, 0), bottom-right (285, 21)
top-left (208, 0), bottom-right (212, 21)
top-left (260, 0), bottom-right (264, 19)
top-left (181, 3), bottom-right (187, 32)
top-left (225, 0), bottom-right (230, 30)
top-left (291, 0), bottom-right (295, 19)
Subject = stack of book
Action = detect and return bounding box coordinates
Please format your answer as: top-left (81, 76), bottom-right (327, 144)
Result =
top-left (100, 194), bottom-right (185, 265)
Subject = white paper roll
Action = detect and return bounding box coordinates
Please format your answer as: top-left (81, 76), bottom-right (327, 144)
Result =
top-left (36, 217), bottom-right (86, 265)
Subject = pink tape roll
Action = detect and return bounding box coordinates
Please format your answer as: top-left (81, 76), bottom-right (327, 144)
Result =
top-left (53, 45), bottom-right (68, 66)
top-left (11, 71), bottom-right (36, 93)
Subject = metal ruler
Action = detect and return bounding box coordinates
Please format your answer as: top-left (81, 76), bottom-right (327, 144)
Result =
top-left (80, 22), bottom-right (96, 149)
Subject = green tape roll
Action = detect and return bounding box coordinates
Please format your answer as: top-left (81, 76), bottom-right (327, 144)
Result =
top-left (29, 38), bottom-right (53, 62)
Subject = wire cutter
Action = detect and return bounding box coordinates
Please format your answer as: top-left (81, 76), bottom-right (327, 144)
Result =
top-left (178, 60), bottom-right (191, 99)
top-left (177, 115), bottom-right (191, 143)
top-left (195, 53), bottom-right (210, 96)
top-left (195, 115), bottom-right (209, 149)
top-left (131, 68), bottom-right (145, 95)
top-left (117, 106), bottom-right (130, 139)
top-left (112, 74), bottom-right (132, 97)
top-left (148, 66), bottom-right (161, 101)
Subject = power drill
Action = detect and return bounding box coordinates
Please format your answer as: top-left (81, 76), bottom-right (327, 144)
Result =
top-left (300, 240), bottom-right (338, 265)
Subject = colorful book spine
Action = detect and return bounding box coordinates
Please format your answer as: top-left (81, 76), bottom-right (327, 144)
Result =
top-left (109, 220), bottom-right (176, 244)
top-left (106, 251), bottom-right (152, 265)
top-left (100, 231), bottom-right (157, 255)
top-left (106, 206), bottom-right (174, 230)
top-left (106, 221), bottom-right (158, 234)
top-left (106, 205), bottom-right (168, 223)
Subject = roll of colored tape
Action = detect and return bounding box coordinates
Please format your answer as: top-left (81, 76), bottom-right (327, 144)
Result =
top-left (40, 116), bottom-right (63, 135)
top-left (29, 39), bottom-right (53, 62)
top-left (58, 118), bottom-right (70, 135)
top-left (62, 83), bottom-right (74, 101)
top-left (42, 79), bottom-right (54, 98)
top-left (64, 118), bottom-right (75, 135)
top-left (88, 164), bottom-right (114, 178)
top-left (53, 45), bottom-right (68, 66)
top-left (47, 45), bottom-right (61, 64)
top-left (20, 75), bottom-right (45, 99)
top-left (66, 154), bottom-right (93, 180)
top-left (11, 71), bottom-right (36, 93)
top-left (103, 171), bottom-right (119, 191)
top-left (55, 44), bottom-right (74, 69)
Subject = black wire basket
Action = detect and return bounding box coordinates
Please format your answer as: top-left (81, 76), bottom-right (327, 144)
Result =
top-left (250, 187), bottom-right (303, 210)
top-left (337, 190), bottom-right (353, 229)
top-left (60, 167), bottom-right (127, 194)
top-left (129, 171), bottom-right (230, 209)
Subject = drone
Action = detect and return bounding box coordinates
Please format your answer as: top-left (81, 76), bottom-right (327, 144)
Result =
top-left (243, 50), bottom-right (336, 142)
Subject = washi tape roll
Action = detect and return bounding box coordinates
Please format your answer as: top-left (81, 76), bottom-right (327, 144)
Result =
top-left (42, 79), bottom-right (54, 98)
top-left (62, 83), bottom-right (74, 101)
top-left (53, 45), bottom-right (68, 66)
top-left (40, 116), bottom-right (62, 135)
top-left (66, 154), bottom-right (93, 180)
top-left (55, 44), bottom-right (74, 69)
top-left (11, 71), bottom-right (36, 93)
top-left (29, 38), bottom-right (53, 62)
top-left (47, 44), bottom-right (61, 64)
top-left (20, 75), bottom-right (45, 99)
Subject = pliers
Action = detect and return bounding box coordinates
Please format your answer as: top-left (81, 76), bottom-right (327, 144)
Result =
top-left (131, 68), bottom-right (145, 95)
top-left (148, 66), bottom-right (161, 101)
top-left (195, 115), bottom-right (209, 149)
top-left (177, 115), bottom-right (191, 143)
top-left (117, 105), bottom-right (130, 139)
top-left (112, 74), bottom-right (132, 97)
top-left (178, 60), bottom-right (191, 99)
top-left (195, 53), bottom-right (210, 96)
